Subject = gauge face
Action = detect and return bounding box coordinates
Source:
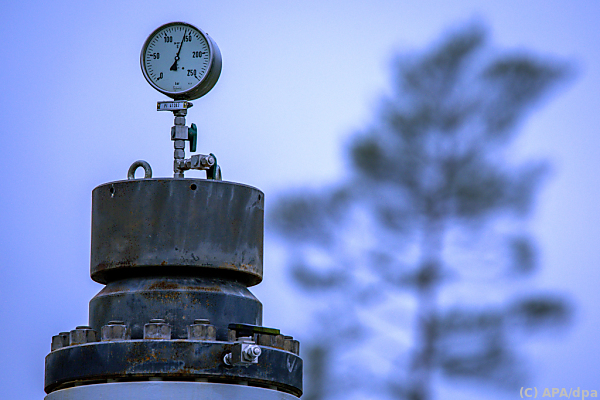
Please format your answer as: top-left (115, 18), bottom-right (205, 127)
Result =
top-left (141, 22), bottom-right (222, 100)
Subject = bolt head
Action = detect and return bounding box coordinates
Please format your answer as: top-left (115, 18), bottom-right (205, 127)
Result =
top-left (69, 327), bottom-right (98, 346)
top-left (144, 320), bottom-right (171, 340)
top-left (242, 344), bottom-right (261, 362)
top-left (250, 346), bottom-right (262, 357)
top-left (101, 322), bottom-right (130, 341)
top-left (188, 322), bottom-right (217, 341)
top-left (51, 332), bottom-right (70, 351)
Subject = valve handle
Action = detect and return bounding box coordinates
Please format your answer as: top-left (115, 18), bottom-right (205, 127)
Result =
top-left (189, 123), bottom-right (198, 152)
top-left (207, 153), bottom-right (222, 180)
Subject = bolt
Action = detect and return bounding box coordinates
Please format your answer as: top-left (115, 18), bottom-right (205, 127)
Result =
top-left (188, 319), bottom-right (217, 341)
top-left (202, 156), bottom-right (215, 168)
top-left (227, 329), bottom-right (237, 342)
top-left (283, 335), bottom-right (293, 352)
top-left (51, 332), bottom-right (70, 351)
top-left (69, 326), bottom-right (98, 346)
top-left (242, 344), bottom-right (262, 362)
top-left (257, 333), bottom-right (274, 347)
top-left (144, 319), bottom-right (171, 340)
top-left (249, 345), bottom-right (261, 356)
top-left (284, 336), bottom-right (300, 355)
top-left (101, 321), bottom-right (130, 342)
top-left (273, 334), bottom-right (285, 350)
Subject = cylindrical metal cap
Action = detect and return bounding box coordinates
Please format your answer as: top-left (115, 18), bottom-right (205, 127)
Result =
top-left (90, 179), bottom-right (264, 286)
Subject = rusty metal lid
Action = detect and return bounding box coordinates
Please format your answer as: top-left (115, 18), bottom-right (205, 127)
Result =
top-left (90, 178), bottom-right (264, 286)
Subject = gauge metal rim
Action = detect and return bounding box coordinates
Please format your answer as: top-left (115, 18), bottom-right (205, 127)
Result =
top-left (140, 21), bottom-right (222, 100)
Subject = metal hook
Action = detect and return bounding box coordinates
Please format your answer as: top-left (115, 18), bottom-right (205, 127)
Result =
top-left (127, 160), bottom-right (153, 180)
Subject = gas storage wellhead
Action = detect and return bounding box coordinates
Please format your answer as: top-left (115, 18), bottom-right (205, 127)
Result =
top-left (43, 21), bottom-right (303, 400)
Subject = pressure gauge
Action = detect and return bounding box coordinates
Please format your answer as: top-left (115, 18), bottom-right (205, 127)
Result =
top-left (141, 22), bottom-right (222, 100)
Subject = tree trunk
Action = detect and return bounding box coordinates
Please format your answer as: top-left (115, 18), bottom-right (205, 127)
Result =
top-left (407, 217), bottom-right (444, 400)
top-left (304, 344), bottom-right (329, 400)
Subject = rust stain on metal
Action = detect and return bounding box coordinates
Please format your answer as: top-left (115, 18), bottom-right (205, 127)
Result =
top-left (148, 281), bottom-right (180, 291)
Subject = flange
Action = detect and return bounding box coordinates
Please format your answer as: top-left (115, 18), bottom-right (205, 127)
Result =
top-left (45, 340), bottom-right (302, 396)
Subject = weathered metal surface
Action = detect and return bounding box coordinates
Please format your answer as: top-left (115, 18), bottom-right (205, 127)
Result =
top-left (44, 341), bottom-right (303, 397)
top-left (89, 276), bottom-right (262, 340)
top-left (90, 179), bottom-right (264, 286)
top-left (45, 175), bottom-right (302, 398)
top-left (45, 381), bottom-right (298, 400)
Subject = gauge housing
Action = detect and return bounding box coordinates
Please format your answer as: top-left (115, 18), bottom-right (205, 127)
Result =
top-left (140, 22), bottom-right (222, 100)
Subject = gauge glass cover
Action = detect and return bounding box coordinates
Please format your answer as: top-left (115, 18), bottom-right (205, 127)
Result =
top-left (141, 22), bottom-right (221, 100)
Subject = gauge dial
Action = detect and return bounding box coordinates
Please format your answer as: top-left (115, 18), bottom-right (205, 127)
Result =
top-left (141, 22), bottom-right (222, 100)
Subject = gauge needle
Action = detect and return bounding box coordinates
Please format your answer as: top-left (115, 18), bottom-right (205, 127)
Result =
top-left (170, 30), bottom-right (187, 71)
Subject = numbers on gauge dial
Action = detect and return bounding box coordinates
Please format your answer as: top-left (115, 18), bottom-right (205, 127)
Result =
top-left (144, 26), bottom-right (210, 94)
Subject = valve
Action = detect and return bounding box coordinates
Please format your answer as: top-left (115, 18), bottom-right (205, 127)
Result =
top-left (157, 100), bottom-right (221, 179)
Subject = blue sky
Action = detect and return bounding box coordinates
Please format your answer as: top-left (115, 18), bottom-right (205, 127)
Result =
top-left (1, 1), bottom-right (599, 399)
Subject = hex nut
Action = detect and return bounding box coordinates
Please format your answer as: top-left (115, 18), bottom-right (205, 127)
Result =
top-left (69, 326), bottom-right (98, 346)
top-left (101, 321), bottom-right (131, 341)
top-left (188, 320), bottom-right (217, 341)
top-left (51, 332), bottom-right (70, 351)
top-left (227, 329), bottom-right (237, 342)
top-left (144, 319), bottom-right (171, 340)
top-left (292, 340), bottom-right (300, 355)
top-left (283, 336), bottom-right (293, 352)
top-left (284, 336), bottom-right (300, 355)
top-left (273, 334), bottom-right (285, 350)
top-left (257, 333), bottom-right (273, 347)
top-left (242, 344), bottom-right (262, 362)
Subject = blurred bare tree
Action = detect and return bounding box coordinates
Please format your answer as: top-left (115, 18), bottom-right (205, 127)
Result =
top-left (270, 24), bottom-right (572, 400)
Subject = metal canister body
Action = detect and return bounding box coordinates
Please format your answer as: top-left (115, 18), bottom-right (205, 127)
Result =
top-left (90, 178), bottom-right (264, 286)
top-left (89, 276), bottom-right (262, 340)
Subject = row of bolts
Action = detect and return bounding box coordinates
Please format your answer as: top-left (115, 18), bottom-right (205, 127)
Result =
top-left (51, 319), bottom-right (300, 356)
